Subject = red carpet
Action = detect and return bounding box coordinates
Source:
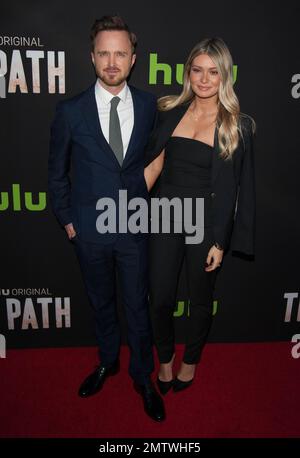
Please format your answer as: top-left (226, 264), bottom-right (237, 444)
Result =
top-left (0, 343), bottom-right (299, 438)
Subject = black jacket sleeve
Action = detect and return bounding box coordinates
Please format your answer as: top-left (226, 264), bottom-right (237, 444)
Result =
top-left (230, 117), bottom-right (256, 255)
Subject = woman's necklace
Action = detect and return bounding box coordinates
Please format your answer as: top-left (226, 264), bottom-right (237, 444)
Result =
top-left (188, 108), bottom-right (201, 122)
top-left (188, 103), bottom-right (218, 122)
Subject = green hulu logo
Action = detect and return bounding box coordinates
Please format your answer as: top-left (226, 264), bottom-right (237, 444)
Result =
top-left (0, 184), bottom-right (46, 211)
top-left (174, 300), bottom-right (218, 317)
top-left (149, 53), bottom-right (238, 85)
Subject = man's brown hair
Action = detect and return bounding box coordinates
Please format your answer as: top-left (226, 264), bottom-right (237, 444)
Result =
top-left (90, 15), bottom-right (137, 53)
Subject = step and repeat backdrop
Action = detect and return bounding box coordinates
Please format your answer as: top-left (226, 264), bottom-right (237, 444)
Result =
top-left (1, 0), bottom-right (299, 357)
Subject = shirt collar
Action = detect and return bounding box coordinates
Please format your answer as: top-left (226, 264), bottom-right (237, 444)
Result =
top-left (95, 79), bottom-right (129, 105)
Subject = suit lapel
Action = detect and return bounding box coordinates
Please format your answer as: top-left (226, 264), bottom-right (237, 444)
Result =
top-left (166, 102), bottom-right (191, 138)
top-left (211, 127), bottom-right (224, 185)
top-left (80, 84), bottom-right (121, 168)
top-left (80, 83), bottom-right (144, 169)
top-left (122, 85), bottom-right (145, 168)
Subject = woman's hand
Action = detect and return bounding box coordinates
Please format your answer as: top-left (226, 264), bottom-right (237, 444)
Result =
top-left (205, 244), bottom-right (224, 271)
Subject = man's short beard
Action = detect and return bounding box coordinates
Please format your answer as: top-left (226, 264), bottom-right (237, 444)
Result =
top-left (99, 73), bottom-right (128, 87)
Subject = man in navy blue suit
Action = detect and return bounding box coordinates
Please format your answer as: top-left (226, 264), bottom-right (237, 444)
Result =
top-left (48, 15), bottom-right (165, 422)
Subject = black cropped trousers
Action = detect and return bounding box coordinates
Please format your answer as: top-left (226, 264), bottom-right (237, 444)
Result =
top-left (149, 225), bottom-right (218, 364)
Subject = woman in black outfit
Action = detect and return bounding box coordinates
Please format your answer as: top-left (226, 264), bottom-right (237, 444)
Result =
top-left (144, 38), bottom-right (255, 394)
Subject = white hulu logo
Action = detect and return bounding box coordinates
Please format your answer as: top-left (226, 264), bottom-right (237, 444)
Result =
top-left (0, 334), bottom-right (6, 358)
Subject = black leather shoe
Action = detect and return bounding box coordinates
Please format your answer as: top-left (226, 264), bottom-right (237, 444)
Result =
top-left (134, 381), bottom-right (166, 422)
top-left (78, 359), bottom-right (120, 398)
top-left (173, 376), bottom-right (193, 392)
top-left (156, 376), bottom-right (174, 395)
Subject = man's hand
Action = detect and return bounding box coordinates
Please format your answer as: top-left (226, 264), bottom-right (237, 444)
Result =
top-left (65, 223), bottom-right (76, 240)
top-left (205, 245), bottom-right (224, 272)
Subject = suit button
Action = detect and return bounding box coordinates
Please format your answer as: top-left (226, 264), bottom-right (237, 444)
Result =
top-left (210, 192), bottom-right (216, 198)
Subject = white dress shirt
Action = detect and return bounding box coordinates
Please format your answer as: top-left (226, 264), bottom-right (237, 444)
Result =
top-left (94, 79), bottom-right (134, 157)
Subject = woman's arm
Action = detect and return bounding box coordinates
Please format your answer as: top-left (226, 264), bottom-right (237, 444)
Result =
top-left (144, 149), bottom-right (165, 191)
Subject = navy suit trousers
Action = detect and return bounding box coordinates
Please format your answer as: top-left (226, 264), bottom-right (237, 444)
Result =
top-left (72, 233), bottom-right (154, 385)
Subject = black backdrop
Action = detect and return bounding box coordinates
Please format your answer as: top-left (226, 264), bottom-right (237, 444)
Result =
top-left (1, 0), bottom-right (300, 352)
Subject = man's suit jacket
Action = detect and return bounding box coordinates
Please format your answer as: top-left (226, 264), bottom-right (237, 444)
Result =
top-left (48, 83), bottom-right (156, 244)
top-left (144, 101), bottom-right (256, 256)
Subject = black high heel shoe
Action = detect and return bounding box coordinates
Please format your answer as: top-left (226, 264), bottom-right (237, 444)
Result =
top-left (156, 377), bottom-right (174, 395)
top-left (156, 353), bottom-right (176, 395)
top-left (172, 376), bottom-right (194, 392)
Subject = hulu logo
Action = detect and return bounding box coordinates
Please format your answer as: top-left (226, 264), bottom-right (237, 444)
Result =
top-left (174, 300), bottom-right (218, 317)
top-left (149, 53), bottom-right (238, 85)
top-left (0, 184), bottom-right (46, 211)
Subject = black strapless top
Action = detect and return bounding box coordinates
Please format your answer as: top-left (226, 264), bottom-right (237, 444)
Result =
top-left (157, 136), bottom-right (214, 225)
top-left (160, 136), bottom-right (212, 192)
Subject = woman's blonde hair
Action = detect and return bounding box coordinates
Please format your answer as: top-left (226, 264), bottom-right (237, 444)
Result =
top-left (158, 37), bottom-right (254, 159)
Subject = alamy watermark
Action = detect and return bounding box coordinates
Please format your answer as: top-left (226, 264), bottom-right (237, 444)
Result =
top-left (95, 190), bottom-right (206, 244)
